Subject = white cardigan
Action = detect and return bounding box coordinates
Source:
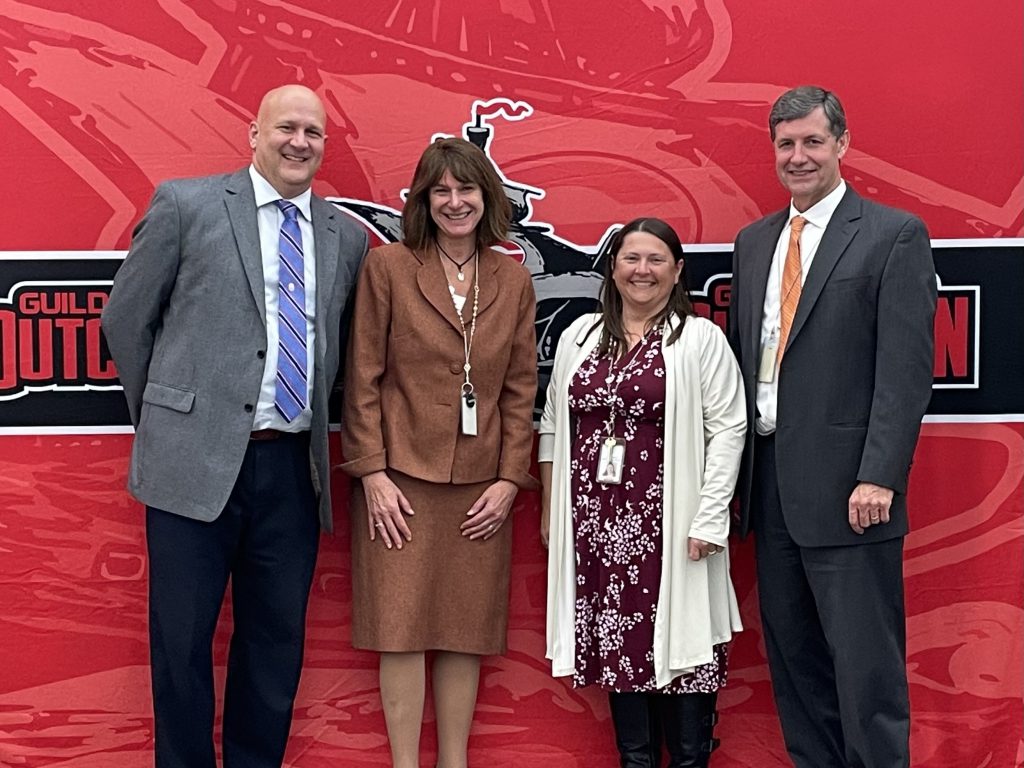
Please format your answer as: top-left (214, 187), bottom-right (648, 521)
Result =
top-left (539, 313), bottom-right (746, 688)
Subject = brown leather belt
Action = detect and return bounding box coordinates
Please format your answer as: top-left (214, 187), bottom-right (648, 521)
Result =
top-left (250, 428), bottom-right (286, 441)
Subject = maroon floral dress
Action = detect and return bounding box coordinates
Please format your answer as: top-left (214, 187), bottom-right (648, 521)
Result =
top-left (568, 327), bottom-right (727, 693)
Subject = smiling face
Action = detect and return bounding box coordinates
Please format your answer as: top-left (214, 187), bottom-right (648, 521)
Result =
top-left (611, 231), bottom-right (683, 316)
top-left (773, 106), bottom-right (849, 211)
top-left (429, 169), bottom-right (485, 247)
top-left (249, 85), bottom-right (326, 199)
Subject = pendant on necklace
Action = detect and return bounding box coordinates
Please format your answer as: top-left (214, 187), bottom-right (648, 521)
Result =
top-left (457, 271), bottom-right (465, 282)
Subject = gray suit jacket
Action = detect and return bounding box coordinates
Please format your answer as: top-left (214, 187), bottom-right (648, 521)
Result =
top-left (102, 168), bottom-right (367, 531)
top-left (729, 186), bottom-right (937, 546)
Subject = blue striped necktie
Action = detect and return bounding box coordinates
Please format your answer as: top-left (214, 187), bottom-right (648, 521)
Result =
top-left (273, 200), bottom-right (307, 422)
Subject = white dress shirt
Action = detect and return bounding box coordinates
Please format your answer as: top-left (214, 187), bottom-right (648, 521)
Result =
top-left (755, 180), bottom-right (846, 435)
top-left (249, 165), bottom-right (317, 432)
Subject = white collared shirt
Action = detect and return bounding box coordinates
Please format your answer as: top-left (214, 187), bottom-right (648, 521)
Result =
top-left (755, 180), bottom-right (846, 435)
top-left (249, 165), bottom-right (317, 431)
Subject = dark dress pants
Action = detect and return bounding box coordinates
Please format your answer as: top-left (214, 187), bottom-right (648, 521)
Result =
top-left (752, 434), bottom-right (910, 768)
top-left (146, 433), bottom-right (319, 768)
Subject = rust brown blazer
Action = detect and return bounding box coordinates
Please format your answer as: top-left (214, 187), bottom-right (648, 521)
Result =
top-left (341, 242), bottom-right (537, 489)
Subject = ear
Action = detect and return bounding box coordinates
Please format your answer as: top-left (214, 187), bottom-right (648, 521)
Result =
top-left (674, 259), bottom-right (684, 283)
top-left (836, 130), bottom-right (851, 160)
top-left (248, 121), bottom-right (259, 150)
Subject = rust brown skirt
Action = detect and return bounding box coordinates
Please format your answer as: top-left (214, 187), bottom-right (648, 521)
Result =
top-left (349, 469), bottom-right (512, 655)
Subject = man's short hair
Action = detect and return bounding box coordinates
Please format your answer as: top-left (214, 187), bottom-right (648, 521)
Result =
top-left (769, 86), bottom-right (847, 140)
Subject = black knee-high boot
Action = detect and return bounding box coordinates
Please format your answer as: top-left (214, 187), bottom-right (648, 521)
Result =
top-left (657, 692), bottom-right (719, 768)
top-left (609, 692), bottom-right (662, 767)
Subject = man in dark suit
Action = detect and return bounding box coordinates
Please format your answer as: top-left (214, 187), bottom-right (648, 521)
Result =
top-left (728, 86), bottom-right (937, 767)
top-left (102, 84), bottom-right (367, 768)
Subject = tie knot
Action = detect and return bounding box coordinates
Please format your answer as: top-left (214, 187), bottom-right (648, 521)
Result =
top-left (275, 200), bottom-right (299, 221)
top-left (790, 215), bottom-right (807, 235)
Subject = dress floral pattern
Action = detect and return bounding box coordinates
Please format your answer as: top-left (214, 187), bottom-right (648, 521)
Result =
top-left (568, 327), bottom-right (727, 693)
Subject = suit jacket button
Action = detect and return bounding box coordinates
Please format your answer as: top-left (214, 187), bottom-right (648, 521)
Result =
top-left (256, 350), bottom-right (265, 359)
top-left (449, 362), bottom-right (462, 374)
top-left (244, 404), bottom-right (254, 413)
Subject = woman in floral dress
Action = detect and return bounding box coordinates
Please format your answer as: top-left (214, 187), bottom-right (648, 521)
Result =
top-left (539, 218), bottom-right (746, 767)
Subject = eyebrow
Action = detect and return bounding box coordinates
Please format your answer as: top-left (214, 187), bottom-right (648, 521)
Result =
top-left (777, 132), bottom-right (828, 141)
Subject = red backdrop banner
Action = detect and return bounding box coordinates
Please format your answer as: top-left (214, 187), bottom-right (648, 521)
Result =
top-left (1, 1), bottom-right (1022, 766)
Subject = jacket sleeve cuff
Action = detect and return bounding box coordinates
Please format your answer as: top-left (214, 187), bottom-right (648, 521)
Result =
top-left (856, 465), bottom-right (907, 495)
top-left (338, 450), bottom-right (387, 478)
top-left (537, 433), bottom-right (556, 463)
top-left (499, 465), bottom-right (540, 490)
top-left (686, 525), bottom-right (729, 548)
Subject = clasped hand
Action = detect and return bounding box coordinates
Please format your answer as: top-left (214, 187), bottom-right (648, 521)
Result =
top-left (848, 481), bottom-right (894, 534)
top-left (688, 537), bottom-right (724, 561)
top-left (364, 474), bottom-right (517, 548)
top-left (362, 471), bottom-right (414, 550)
top-left (461, 479), bottom-right (518, 541)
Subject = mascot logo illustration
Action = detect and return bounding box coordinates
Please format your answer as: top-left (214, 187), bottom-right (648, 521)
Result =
top-left (331, 100), bottom-right (981, 408)
top-left (331, 98), bottom-right (615, 411)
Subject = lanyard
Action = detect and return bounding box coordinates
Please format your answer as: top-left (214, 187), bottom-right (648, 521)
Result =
top-left (453, 252), bottom-right (480, 400)
top-left (602, 330), bottom-right (651, 438)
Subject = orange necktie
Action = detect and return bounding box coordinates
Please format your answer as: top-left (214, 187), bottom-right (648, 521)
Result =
top-left (777, 215), bottom-right (806, 364)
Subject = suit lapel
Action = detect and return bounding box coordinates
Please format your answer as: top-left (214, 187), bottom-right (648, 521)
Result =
top-left (223, 170), bottom-right (265, 325)
top-left (787, 188), bottom-right (861, 347)
top-left (415, 246), bottom-right (464, 335)
top-left (415, 245), bottom-right (502, 333)
top-left (747, 211), bottom-right (787, 366)
top-left (311, 195), bottom-right (340, 361)
top-left (475, 248), bottom-right (501, 317)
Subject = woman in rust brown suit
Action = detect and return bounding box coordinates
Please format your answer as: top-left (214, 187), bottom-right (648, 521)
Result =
top-left (341, 137), bottom-right (537, 768)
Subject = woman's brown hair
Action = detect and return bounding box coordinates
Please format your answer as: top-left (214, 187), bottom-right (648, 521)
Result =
top-left (593, 217), bottom-right (695, 359)
top-left (401, 137), bottom-right (511, 253)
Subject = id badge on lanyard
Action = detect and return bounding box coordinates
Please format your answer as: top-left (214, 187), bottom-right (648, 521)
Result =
top-left (597, 436), bottom-right (626, 484)
top-left (758, 327), bottom-right (779, 383)
top-left (461, 385), bottom-right (477, 436)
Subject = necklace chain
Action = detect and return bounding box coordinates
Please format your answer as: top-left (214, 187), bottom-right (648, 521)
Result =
top-left (437, 240), bottom-right (476, 281)
top-left (452, 252), bottom-right (481, 391)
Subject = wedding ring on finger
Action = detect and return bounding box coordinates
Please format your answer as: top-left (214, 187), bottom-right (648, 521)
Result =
top-left (375, 521), bottom-right (385, 528)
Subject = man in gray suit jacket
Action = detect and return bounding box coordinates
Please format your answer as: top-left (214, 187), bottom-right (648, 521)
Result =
top-left (728, 87), bottom-right (936, 767)
top-left (102, 84), bottom-right (367, 768)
